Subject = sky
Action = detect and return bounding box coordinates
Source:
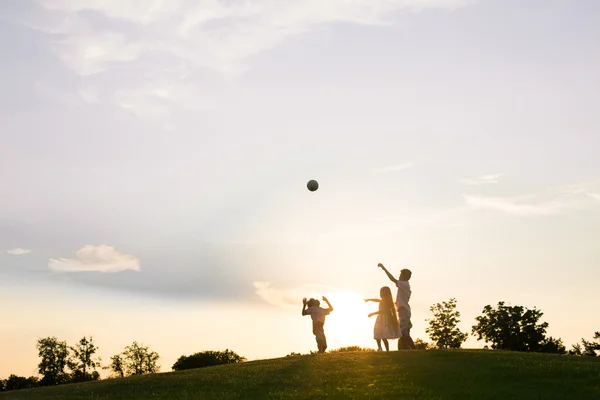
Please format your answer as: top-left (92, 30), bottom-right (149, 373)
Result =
top-left (1, 0), bottom-right (600, 378)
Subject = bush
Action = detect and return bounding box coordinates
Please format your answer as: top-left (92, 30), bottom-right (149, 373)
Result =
top-left (3, 375), bottom-right (39, 391)
top-left (329, 346), bottom-right (375, 353)
top-left (172, 349), bottom-right (246, 371)
top-left (414, 338), bottom-right (434, 350)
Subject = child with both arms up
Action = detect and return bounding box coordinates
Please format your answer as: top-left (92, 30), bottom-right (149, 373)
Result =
top-left (301, 262), bottom-right (414, 353)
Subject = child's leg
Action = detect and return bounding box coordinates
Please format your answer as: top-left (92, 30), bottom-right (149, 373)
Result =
top-left (383, 339), bottom-right (389, 352)
top-left (376, 339), bottom-right (382, 350)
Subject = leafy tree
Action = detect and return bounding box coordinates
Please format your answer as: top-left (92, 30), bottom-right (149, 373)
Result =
top-left (471, 302), bottom-right (563, 354)
top-left (36, 337), bottom-right (70, 386)
top-left (69, 336), bottom-right (101, 382)
top-left (425, 298), bottom-right (468, 349)
top-left (539, 337), bottom-right (566, 355)
top-left (107, 354), bottom-right (125, 378)
top-left (3, 375), bottom-right (39, 391)
top-left (570, 331), bottom-right (600, 357)
top-left (108, 342), bottom-right (160, 377)
top-left (172, 349), bottom-right (246, 371)
top-left (0, 379), bottom-right (5, 392)
top-left (569, 343), bottom-right (583, 356)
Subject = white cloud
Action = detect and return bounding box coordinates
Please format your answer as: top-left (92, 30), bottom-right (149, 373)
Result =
top-left (17, 0), bottom-right (471, 124)
top-left (372, 162), bottom-right (413, 173)
top-left (253, 281), bottom-right (330, 309)
top-left (6, 248), bottom-right (32, 255)
top-left (48, 245), bottom-right (140, 273)
top-left (463, 195), bottom-right (566, 216)
top-left (458, 173), bottom-right (503, 185)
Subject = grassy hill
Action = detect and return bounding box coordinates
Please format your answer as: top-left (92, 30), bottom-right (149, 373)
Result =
top-left (1, 350), bottom-right (599, 399)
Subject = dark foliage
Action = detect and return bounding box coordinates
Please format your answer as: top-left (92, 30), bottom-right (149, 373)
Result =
top-left (172, 349), bottom-right (246, 371)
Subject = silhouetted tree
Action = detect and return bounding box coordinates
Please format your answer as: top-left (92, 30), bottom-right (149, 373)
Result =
top-left (69, 336), bottom-right (101, 382)
top-left (172, 349), bottom-right (246, 371)
top-left (569, 343), bottom-right (583, 356)
top-left (36, 337), bottom-right (70, 386)
top-left (107, 354), bottom-right (125, 378)
top-left (0, 379), bottom-right (5, 392)
top-left (107, 342), bottom-right (160, 377)
top-left (570, 331), bottom-right (600, 357)
top-left (426, 298), bottom-right (468, 349)
top-left (2, 375), bottom-right (39, 391)
top-left (539, 337), bottom-right (566, 354)
top-left (472, 302), bottom-right (563, 353)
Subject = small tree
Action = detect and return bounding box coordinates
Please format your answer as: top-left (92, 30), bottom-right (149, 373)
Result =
top-left (107, 354), bottom-right (125, 378)
top-left (36, 337), bottom-right (70, 386)
top-left (69, 336), bottom-right (101, 382)
top-left (539, 337), bottom-right (566, 355)
top-left (570, 331), bottom-right (600, 357)
top-left (108, 342), bottom-right (160, 377)
top-left (426, 298), bottom-right (468, 349)
top-left (172, 349), bottom-right (246, 371)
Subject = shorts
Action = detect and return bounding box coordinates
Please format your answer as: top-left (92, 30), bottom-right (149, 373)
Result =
top-left (313, 321), bottom-right (326, 341)
top-left (398, 307), bottom-right (412, 337)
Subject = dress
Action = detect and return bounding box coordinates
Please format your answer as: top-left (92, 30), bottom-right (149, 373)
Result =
top-left (374, 302), bottom-right (399, 340)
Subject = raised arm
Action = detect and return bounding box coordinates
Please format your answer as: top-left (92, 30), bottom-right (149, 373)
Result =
top-left (302, 297), bottom-right (308, 316)
top-left (368, 311), bottom-right (381, 318)
top-left (322, 296), bottom-right (334, 312)
top-left (378, 263), bottom-right (398, 285)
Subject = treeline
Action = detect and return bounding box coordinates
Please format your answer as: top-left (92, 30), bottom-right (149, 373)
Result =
top-left (0, 335), bottom-right (245, 393)
top-left (421, 299), bottom-right (600, 356)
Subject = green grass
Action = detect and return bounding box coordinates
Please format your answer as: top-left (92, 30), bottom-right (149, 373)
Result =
top-left (2, 350), bottom-right (599, 399)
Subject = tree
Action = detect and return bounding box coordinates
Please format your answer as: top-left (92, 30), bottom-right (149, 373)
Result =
top-left (471, 302), bottom-right (563, 353)
top-left (539, 337), bottom-right (566, 355)
top-left (36, 337), bottom-right (70, 386)
top-left (3, 375), bottom-right (39, 391)
top-left (69, 336), bottom-right (101, 382)
top-left (425, 298), bottom-right (468, 349)
top-left (107, 354), bottom-right (125, 378)
top-left (570, 331), bottom-right (600, 357)
top-left (107, 342), bottom-right (160, 377)
top-left (172, 349), bottom-right (246, 371)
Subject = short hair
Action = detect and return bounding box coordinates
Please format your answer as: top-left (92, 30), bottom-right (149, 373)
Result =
top-left (307, 298), bottom-right (320, 307)
top-left (399, 269), bottom-right (412, 281)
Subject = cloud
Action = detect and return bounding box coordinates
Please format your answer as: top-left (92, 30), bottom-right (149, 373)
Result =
top-left (48, 245), bottom-right (140, 273)
top-left (6, 248), bottom-right (32, 255)
top-left (15, 0), bottom-right (472, 121)
top-left (372, 162), bottom-right (413, 173)
top-left (253, 281), bottom-right (331, 309)
top-left (458, 173), bottom-right (503, 185)
top-left (463, 195), bottom-right (566, 216)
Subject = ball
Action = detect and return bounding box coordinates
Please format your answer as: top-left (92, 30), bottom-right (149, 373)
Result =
top-left (307, 179), bottom-right (319, 192)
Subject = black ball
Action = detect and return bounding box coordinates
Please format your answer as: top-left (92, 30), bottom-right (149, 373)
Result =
top-left (307, 180), bottom-right (319, 192)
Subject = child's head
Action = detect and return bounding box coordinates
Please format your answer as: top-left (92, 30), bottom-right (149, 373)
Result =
top-left (307, 298), bottom-right (320, 307)
top-left (399, 268), bottom-right (412, 281)
top-left (380, 286), bottom-right (392, 299)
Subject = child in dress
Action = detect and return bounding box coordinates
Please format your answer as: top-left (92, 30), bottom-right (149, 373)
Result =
top-left (378, 263), bottom-right (416, 350)
top-left (302, 296), bottom-right (334, 353)
top-left (365, 286), bottom-right (399, 351)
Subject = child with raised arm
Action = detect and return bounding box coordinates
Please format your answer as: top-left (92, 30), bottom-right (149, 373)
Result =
top-left (378, 263), bottom-right (416, 350)
top-left (302, 296), bottom-right (334, 353)
top-left (365, 286), bottom-right (399, 352)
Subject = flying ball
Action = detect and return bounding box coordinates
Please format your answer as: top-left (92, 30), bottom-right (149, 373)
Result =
top-left (307, 180), bottom-right (319, 192)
